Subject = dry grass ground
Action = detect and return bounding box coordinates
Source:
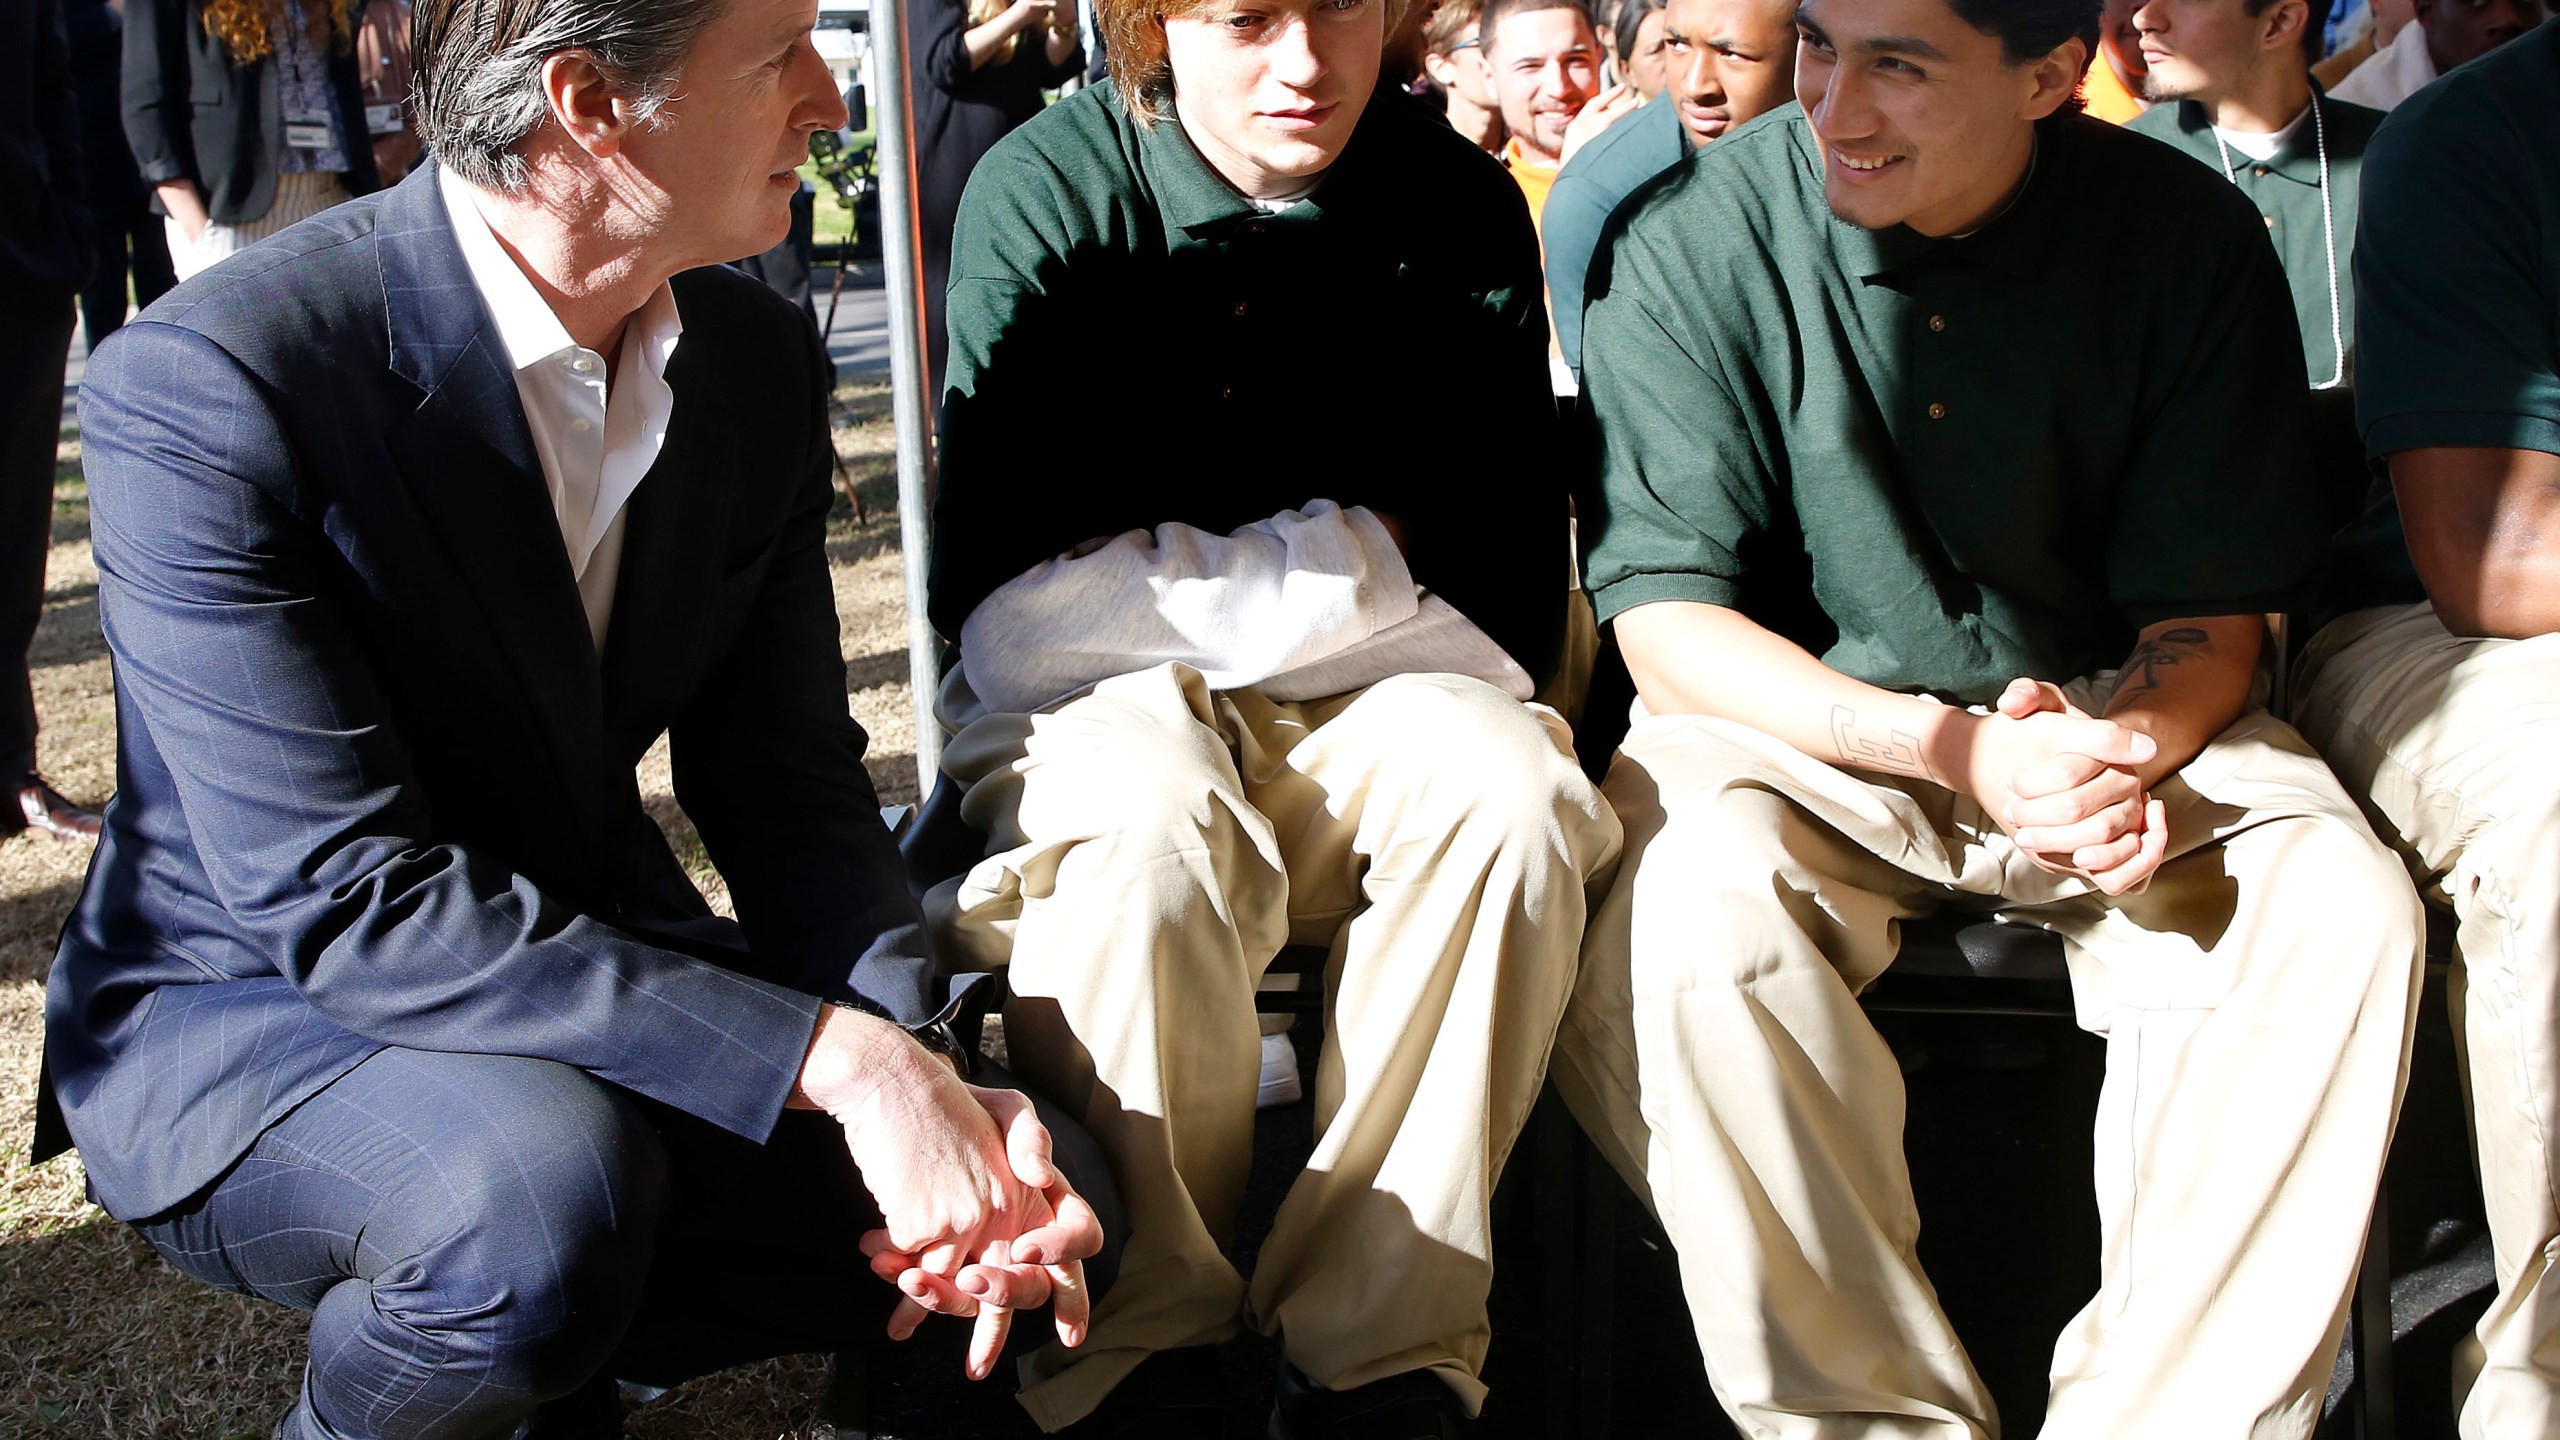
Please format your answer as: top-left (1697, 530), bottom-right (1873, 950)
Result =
top-left (0, 375), bottom-right (919, 1437)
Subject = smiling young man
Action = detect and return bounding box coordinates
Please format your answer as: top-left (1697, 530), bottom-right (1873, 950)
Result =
top-left (49, 0), bottom-right (1117, 1434)
top-left (1556, 0), bottom-right (2424, 1428)
top-left (1541, 0), bottom-right (1797, 377)
top-left (929, 0), bottom-right (1620, 1432)
top-left (1480, 0), bottom-right (1605, 225)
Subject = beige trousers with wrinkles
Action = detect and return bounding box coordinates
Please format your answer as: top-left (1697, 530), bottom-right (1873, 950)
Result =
top-left (2298, 601), bottom-right (2560, 1440)
top-left (929, 662), bottom-right (1622, 1432)
top-left (1556, 686), bottom-right (2421, 1439)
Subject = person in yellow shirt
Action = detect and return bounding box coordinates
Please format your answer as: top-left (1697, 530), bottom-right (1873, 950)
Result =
top-left (1482, 0), bottom-right (1603, 231)
top-left (2083, 0), bottom-right (2151, 120)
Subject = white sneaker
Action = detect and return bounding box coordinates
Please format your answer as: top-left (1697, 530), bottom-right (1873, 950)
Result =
top-left (1257, 1031), bottom-right (1303, 1109)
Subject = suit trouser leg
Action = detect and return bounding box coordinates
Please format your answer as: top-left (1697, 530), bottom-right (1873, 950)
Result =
top-left (931, 664), bottom-right (1618, 1430)
top-left (1556, 705), bottom-right (2419, 1439)
top-left (131, 1047), bottom-right (1104, 1440)
top-left (0, 295), bottom-right (73, 778)
top-left (2298, 602), bottom-right (2560, 1439)
top-left (132, 1048), bottom-right (669, 1440)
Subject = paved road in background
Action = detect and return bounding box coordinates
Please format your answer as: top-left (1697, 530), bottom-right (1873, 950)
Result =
top-left (61, 263), bottom-right (893, 433)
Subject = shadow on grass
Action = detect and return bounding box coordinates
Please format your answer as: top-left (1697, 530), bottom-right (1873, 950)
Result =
top-left (0, 875), bottom-right (89, 986)
top-left (30, 589), bottom-right (101, 674)
top-left (0, 1214), bottom-right (303, 1438)
top-left (0, 1210), bottom-right (851, 1438)
top-left (844, 647), bottom-right (910, 695)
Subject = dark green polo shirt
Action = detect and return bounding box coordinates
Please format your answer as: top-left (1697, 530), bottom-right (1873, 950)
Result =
top-left (1545, 93), bottom-right (1690, 380)
top-left (2128, 92), bottom-right (2383, 387)
top-left (2331, 21), bottom-right (2560, 618)
top-left (1580, 105), bottom-right (2320, 701)
top-left (933, 83), bottom-right (1568, 685)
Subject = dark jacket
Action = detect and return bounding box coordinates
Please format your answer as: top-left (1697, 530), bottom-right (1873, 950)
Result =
top-left (0, 0), bottom-right (95, 296)
top-left (68, 0), bottom-right (145, 224)
top-left (909, 0), bottom-right (1082, 379)
top-left (122, 0), bottom-right (380, 224)
top-left (47, 163), bottom-right (933, 1222)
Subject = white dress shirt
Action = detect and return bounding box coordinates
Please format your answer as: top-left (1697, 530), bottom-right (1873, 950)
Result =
top-left (438, 165), bottom-right (683, 649)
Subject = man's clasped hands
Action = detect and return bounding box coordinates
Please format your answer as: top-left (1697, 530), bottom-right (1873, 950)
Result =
top-left (792, 1000), bottom-right (1107, 1380)
top-left (1968, 677), bottom-right (2171, 898)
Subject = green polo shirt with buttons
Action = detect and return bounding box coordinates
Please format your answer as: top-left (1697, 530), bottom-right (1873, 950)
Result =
top-left (931, 82), bottom-right (1568, 687)
top-left (2128, 91), bottom-right (2384, 386)
top-left (1579, 104), bottom-right (2321, 703)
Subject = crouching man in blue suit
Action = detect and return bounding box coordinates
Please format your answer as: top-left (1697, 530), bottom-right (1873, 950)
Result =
top-left (38, 0), bottom-right (1114, 1432)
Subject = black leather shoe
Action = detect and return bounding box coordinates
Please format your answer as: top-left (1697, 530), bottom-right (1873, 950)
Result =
top-left (1055, 1345), bottom-right (1234, 1437)
top-left (10, 774), bottom-right (99, 842)
top-left (1269, 1362), bottom-right (1473, 1440)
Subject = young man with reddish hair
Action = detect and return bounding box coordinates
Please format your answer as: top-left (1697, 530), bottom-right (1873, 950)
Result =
top-left (931, 0), bottom-right (1620, 1430)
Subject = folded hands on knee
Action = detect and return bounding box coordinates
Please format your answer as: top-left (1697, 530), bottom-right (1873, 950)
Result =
top-left (1971, 678), bottom-right (2168, 896)
top-left (791, 1005), bottom-right (1105, 1379)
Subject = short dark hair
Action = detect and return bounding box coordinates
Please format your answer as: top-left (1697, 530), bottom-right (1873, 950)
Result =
top-left (2244, 0), bottom-right (2333, 59)
top-left (1479, 0), bottom-right (1595, 54)
top-left (1943, 0), bottom-right (2099, 62)
top-left (1614, 0), bottom-right (1665, 61)
top-left (413, 0), bottom-right (725, 190)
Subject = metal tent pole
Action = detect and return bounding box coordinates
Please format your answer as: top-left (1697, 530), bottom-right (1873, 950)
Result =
top-left (865, 0), bottom-right (943, 791)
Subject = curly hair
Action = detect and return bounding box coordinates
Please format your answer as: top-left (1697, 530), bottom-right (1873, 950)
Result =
top-left (198, 0), bottom-right (355, 66)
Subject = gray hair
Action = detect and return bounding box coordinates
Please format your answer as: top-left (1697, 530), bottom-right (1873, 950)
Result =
top-left (412, 0), bottom-right (725, 190)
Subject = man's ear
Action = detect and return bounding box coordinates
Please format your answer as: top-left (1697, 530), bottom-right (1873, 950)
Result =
top-left (2261, 0), bottom-right (2309, 51)
top-left (2021, 34), bottom-right (2086, 118)
top-left (542, 50), bottom-right (633, 160)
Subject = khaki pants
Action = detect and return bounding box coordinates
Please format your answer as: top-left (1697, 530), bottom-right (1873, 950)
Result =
top-left (1556, 690), bottom-right (2421, 1439)
top-left (930, 663), bottom-right (1623, 1431)
top-left (2298, 602), bottom-right (2560, 1439)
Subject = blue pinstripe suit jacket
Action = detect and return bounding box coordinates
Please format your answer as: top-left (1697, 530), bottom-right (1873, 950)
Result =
top-left (42, 162), bottom-right (935, 1222)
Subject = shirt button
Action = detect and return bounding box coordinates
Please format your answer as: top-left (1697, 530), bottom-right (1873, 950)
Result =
top-left (570, 355), bottom-right (597, 374)
top-left (2264, 215), bottom-right (2276, 229)
top-left (1928, 314), bottom-right (1947, 333)
top-left (1220, 384), bottom-right (1235, 400)
top-left (1233, 301), bottom-right (1249, 317)
top-left (571, 418), bottom-right (594, 433)
top-left (2253, 165), bottom-right (2270, 177)
top-left (1242, 222), bottom-right (1265, 236)
top-left (1926, 402), bottom-right (1947, 420)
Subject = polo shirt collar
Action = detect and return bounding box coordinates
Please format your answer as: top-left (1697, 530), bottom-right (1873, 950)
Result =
top-left (2161, 93), bottom-right (2334, 188)
top-left (1796, 109), bottom-right (2068, 282)
top-left (1136, 91), bottom-right (1338, 240)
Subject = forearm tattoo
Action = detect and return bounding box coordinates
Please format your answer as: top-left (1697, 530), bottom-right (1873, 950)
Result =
top-left (1830, 705), bottom-right (1944, 784)
top-left (2110, 626), bottom-right (2212, 706)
